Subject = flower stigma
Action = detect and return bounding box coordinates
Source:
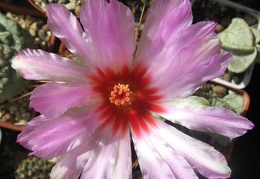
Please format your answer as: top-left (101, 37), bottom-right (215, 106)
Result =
top-left (109, 83), bottom-right (132, 106)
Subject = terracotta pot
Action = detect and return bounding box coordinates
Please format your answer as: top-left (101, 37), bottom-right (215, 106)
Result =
top-left (0, 1), bottom-right (45, 17)
top-left (0, 121), bottom-right (25, 132)
top-left (27, 0), bottom-right (47, 16)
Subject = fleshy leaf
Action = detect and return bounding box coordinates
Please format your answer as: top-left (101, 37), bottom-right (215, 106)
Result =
top-left (223, 90), bottom-right (244, 114)
top-left (251, 27), bottom-right (260, 44)
top-left (208, 90), bottom-right (244, 114)
top-left (224, 48), bottom-right (257, 73)
top-left (217, 18), bottom-right (254, 52)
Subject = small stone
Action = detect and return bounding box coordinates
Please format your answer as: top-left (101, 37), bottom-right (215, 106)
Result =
top-left (40, 1), bottom-right (47, 11)
top-left (65, 2), bottom-right (76, 10)
top-left (40, 41), bottom-right (47, 49)
top-left (5, 12), bottom-right (13, 19)
top-left (45, 35), bottom-right (51, 43)
top-left (46, 31), bottom-right (52, 36)
top-left (222, 73), bottom-right (231, 82)
top-left (41, 24), bottom-right (49, 31)
top-left (30, 22), bottom-right (38, 31)
top-left (34, 37), bottom-right (41, 45)
top-left (25, 15), bottom-right (35, 26)
top-left (212, 85), bottom-right (227, 98)
top-left (19, 21), bottom-right (27, 29)
top-left (74, 5), bottom-right (81, 16)
top-left (38, 29), bottom-right (46, 41)
top-left (58, 0), bottom-right (67, 4)
top-left (29, 29), bottom-right (36, 37)
top-left (2, 113), bottom-right (12, 121)
top-left (215, 24), bottom-right (224, 33)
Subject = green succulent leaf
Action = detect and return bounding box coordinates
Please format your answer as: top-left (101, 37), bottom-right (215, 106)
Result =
top-left (223, 48), bottom-right (257, 73)
top-left (217, 18), bottom-right (254, 52)
top-left (208, 97), bottom-right (233, 111)
top-left (0, 12), bottom-right (33, 103)
top-left (208, 90), bottom-right (244, 114)
top-left (0, 32), bottom-right (11, 45)
top-left (251, 27), bottom-right (260, 44)
top-left (223, 90), bottom-right (244, 114)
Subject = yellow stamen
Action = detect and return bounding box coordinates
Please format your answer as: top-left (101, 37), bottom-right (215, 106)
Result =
top-left (110, 83), bottom-right (131, 106)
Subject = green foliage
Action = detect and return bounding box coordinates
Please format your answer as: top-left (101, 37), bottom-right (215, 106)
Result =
top-left (208, 90), bottom-right (244, 114)
top-left (217, 18), bottom-right (260, 73)
top-left (0, 12), bottom-right (34, 103)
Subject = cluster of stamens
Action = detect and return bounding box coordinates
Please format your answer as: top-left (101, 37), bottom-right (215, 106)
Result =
top-left (109, 83), bottom-right (131, 106)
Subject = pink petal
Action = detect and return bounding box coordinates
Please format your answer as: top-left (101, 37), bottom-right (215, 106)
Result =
top-left (46, 4), bottom-right (92, 67)
top-left (135, 0), bottom-right (192, 65)
top-left (79, 0), bottom-right (136, 71)
top-left (51, 127), bottom-right (132, 179)
top-left (47, 1), bottom-right (136, 71)
top-left (138, 31), bottom-right (231, 99)
top-left (158, 99), bottom-right (254, 138)
top-left (131, 120), bottom-right (198, 179)
top-left (50, 134), bottom-right (101, 179)
top-left (154, 39), bottom-right (231, 98)
top-left (11, 49), bottom-right (89, 82)
top-left (149, 119), bottom-right (232, 178)
top-left (17, 106), bottom-right (102, 160)
top-left (135, 0), bottom-right (232, 99)
top-left (81, 132), bottom-right (132, 179)
top-left (109, 136), bottom-right (132, 179)
top-left (30, 82), bottom-right (96, 118)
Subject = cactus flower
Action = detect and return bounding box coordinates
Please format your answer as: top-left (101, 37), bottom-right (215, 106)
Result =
top-left (12, 0), bottom-right (254, 178)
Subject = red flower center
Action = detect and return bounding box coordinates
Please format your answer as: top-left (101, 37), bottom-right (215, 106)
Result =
top-left (90, 65), bottom-right (165, 137)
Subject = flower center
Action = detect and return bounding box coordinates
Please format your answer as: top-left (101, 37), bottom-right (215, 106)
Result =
top-left (109, 83), bottom-right (132, 106)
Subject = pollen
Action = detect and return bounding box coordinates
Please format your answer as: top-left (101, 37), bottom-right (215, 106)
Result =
top-left (110, 83), bottom-right (132, 106)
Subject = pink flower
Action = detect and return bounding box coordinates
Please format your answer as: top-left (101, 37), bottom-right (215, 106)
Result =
top-left (12, 0), bottom-right (254, 178)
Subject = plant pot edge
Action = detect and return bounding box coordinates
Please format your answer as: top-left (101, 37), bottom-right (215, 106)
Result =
top-left (207, 0), bottom-right (260, 89)
top-left (210, 80), bottom-right (250, 117)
